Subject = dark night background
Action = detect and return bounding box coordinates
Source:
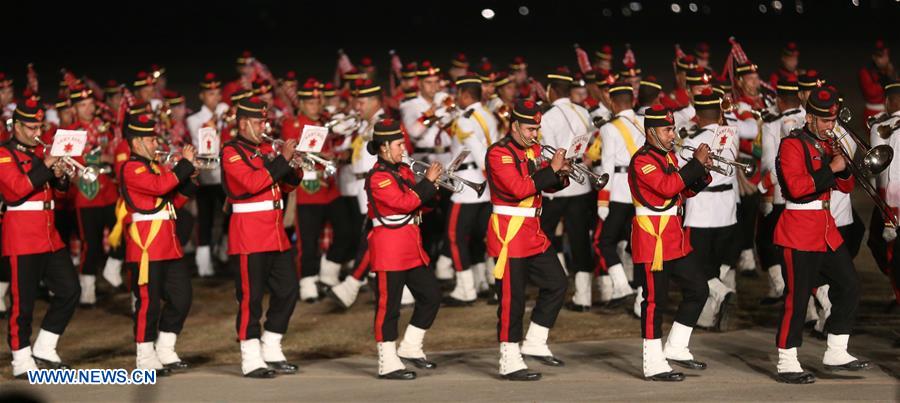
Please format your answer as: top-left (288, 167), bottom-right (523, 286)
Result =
top-left (5, 0), bottom-right (900, 117)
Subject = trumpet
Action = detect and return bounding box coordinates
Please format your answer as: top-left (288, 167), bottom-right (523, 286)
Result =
top-left (675, 144), bottom-right (753, 177)
top-left (538, 145), bottom-right (609, 189)
top-left (406, 152), bottom-right (487, 196)
top-left (830, 107), bottom-right (897, 226)
top-left (260, 133), bottom-right (337, 177)
top-left (155, 149), bottom-right (220, 170)
top-left (422, 96), bottom-right (459, 128)
top-left (34, 137), bottom-right (103, 184)
top-left (324, 111), bottom-right (362, 134)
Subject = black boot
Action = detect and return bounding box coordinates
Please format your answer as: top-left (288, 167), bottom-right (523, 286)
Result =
top-left (164, 361), bottom-right (190, 370)
top-left (400, 356), bottom-right (437, 369)
top-left (645, 371), bottom-right (685, 382)
top-left (378, 369), bottom-right (416, 380)
top-left (266, 361), bottom-right (299, 374)
top-left (776, 371), bottom-right (815, 384)
top-left (33, 356), bottom-right (71, 370)
top-left (501, 369), bottom-right (542, 381)
top-left (669, 359), bottom-right (707, 370)
top-left (824, 360), bottom-right (871, 371)
top-left (244, 367), bottom-right (277, 378)
top-left (523, 354), bottom-right (565, 367)
top-left (565, 301), bottom-right (591, 312)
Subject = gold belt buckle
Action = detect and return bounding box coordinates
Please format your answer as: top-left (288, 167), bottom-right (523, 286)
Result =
top-left (273, 199), bottom-right (283, 210)
top-left (822, 200), bottom-right (830, 210)
top-left (534, 207), bottom-right (542, 217)
top-left (43, 201), bottom-right (52, 210)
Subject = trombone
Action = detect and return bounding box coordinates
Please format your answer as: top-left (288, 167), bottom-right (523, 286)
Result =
top-left (675, 144), bottom-right (753, 177)
top-left (830, 107), bottom-right (897, 226)
top-left (34, 137), bottom-right (103, 184)
top-left (538, 145), bottom-right (609, 189)
top-left (406, 151), bottom-right (487, 196)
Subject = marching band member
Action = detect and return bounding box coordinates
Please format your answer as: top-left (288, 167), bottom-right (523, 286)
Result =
top-left (768, 42), bottom-right (802, 89)
top-left (873, 80), bottom-right (900, 314)
top-left (119, 113), bottom-right (198, 375)
top-left (186, 72), bottom-right (230, 277)
top-left (539, 69), bottom-right (595, 311)
top-left (1, 100), bottom-right (80, 378)
top-left (677, 89), bottom-right (739, 332)
top-left (486, 100), bottom-right (570, 381)
top-left (222, 97), bottom-right (302, 378)
top-left (628, 104), bottom-right (712, 382)
top-left (858, 40), bottom-right (895, 120)
top-left (443, 75), bottom-right (496, 305)
top-left (772, 87), bottom-right (869, 384)
top-left (365, 118), bottom-right (443, 380)
top-left (595, 81), bottom-right (644, 312)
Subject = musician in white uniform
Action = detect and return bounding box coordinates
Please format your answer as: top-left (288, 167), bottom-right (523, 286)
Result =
top-left (443, 75), bottom-right (497, 305)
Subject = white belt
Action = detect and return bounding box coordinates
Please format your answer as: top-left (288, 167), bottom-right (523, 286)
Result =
top-left (492, 205), bottom-right (541, 217)
top-left (6, 200), bottom-right (54, 211)
top-left (131, 211), bottom-right (172, 222)
top-left (635, 205), bottom-right (679, 216)
top-left (302, 171), bottom-right (318, 181)
top-left (866, 103), bottom-right (885, 111)
top-left (231, 200), bottom-right (283, 213)
top-left (786, 200), bottom-right (829, 210)
top-left (372, 214), bottom-right (420, 227)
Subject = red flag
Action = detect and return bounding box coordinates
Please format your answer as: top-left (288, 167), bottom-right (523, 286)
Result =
top-left (574, 44), bottom-right (592, 74)
top-left (622, 43), bottom-right (636, 67)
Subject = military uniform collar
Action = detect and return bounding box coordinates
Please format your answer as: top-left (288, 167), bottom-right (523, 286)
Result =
top-left (377, 157), bottom-right (403, 171)
top-left (551, 97), bottom-right (572, 106)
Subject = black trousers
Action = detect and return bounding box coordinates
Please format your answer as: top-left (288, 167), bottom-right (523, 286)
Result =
top-left (421, 189), bottom-right (452, 261)
top-left (638, 259), bottom-right (709, 339)
top-left (757, 205), bottom-right (785, 269)
top-left (340, 196), bottom-right (364, 261)
top-left (76, 204), bottom-right (116, 275)
top-left (495, 249), bottom-right (568, 343)
top-left (446, 202), bottom-right (491, 271)
top-left (595, 201), bottom-right (635, 272)
top-left (838, 208), bottom-right (865, 259)
top-left (540, 193), bottom-right (595, 272)
top-left (196, 185), bottom-right (227, 246)
top-left (232, 251), bottom-right (299, 340)
top-left (683, 225), bottom-right (739, 280)
top-left (5, 250), bottom-right (80, 350)
top-left (777, 245), bottom-right (858, 349)
top-left (350, 220), bottom-right (373, 281)
top-left (294, 199), bottom-right (355, 278)
top-left (54, 209), bottom-right (77, 251)
top-left (373, 266), bottom-right (441, 342)
top-left (867, 209), bottom-right (891, 274)
top-left (736, 193), bottom-right (760, 252)
top-left (128, 259), bottom-right (192, 343)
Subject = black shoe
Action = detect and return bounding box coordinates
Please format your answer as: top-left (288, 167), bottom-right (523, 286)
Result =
top-left (740, 269), bottom-right (758, 278)
top-left (759, 296), bottom-right (783, 305)
top-left (79, 303), bottom-right (96, 309)
top-left (266, 360), bottom-right (298, 374)
top-left (378, 369), bottom-right (416, 380)
top-left (713, 293), bottom-right (733, 332)
top-left (645, 370), bottom-right (685, 382)
top-left (441, 296), bottom-right (474, 307)
top-left (523, 354), bottom-right (565, 367)
top-left (400, 356), bottom-right (437, 369)
top-left (776, 371), bottom-right (815, 384)
top-left (810, 329), bottom-right (826, 341)
top-left (824, 359), bottom-right (872, 371)
top-left (605, 295), bottom-right (630, 309)
top-left (487, 292), bottom-right (499, 305)
top-left (565, 302), bottom-right (591, 313)
top-left (244, 367), bottom-right (277, 378)
top-left (33, 356), bottom-right (70, 369)
top-left (155, 367), bottom-right (173, 377)
top-left (164, 361), bottom-right (190, 370)
top-left (501, 369), bottom-right (542, 381)
top-left (669, 359), bottom-right (707, 370)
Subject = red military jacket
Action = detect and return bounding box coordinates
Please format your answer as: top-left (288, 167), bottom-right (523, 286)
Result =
top-left (282, 113), bottom-right (340, 205)
top-left (774, 127), bottom-right (854, 252)
top-left (222, 136), bottom-right (300, 255)
top-left (0, 140), bottom-right (67, 256)
top-left (64, 118), bottom-right (118, 208)
top-left (485, 136), bottom-right (568, 277)
top-left (120, 155), bottom-right (195, 264)
top-left (628, 144), bottom-right (710, 269)
top-left (858, 65), bottom-right (888, 119)
top-left (366, 159), bottom-right (437, 271)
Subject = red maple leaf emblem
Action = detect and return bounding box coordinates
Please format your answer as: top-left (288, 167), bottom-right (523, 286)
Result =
top-left (63, 143), bottom-right (73, 153)
top-left (308, 139), bottom-right (317, 148)
top-left (719, 136), bottom-right (727, 145)
top-left (574, 144), bottom-right (582, 153)
top-left (206, 139), bottom-right (212, 150)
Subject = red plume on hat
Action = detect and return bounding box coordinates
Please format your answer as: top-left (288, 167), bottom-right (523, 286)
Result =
top-left (25, 99), bottom-right (38, 108)
top-left (817, 89), bottom-right (831, 101)
top-left (382, 118), bottom-right (394, 126)
top-left (204, 72), bottom-right (216, 80)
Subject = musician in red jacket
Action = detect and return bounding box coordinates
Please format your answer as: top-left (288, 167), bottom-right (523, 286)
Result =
top-left (485, 100), bottom-right (570, 381)
top-left (0, 100), bottom-right (80, 378)
top-left (858, 40), bottom-right (896, 120)
top-left (119, 113), bottom-right (198, 375)
top-left (222, 97), bottom-right (302, 378)
top-left (772, 87), bottom-right (870, 384)
top-left (628, 104), bottom-right (712, 382)
top-left (365, 118), bottom-right (442, 380)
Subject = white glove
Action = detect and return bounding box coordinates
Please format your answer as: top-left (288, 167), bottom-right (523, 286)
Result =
top-left (883, 226), bottom-right (898, 242)
top-left (597, 206), bottom-right (610, 221)
top-left (760, 201), bottom-right (773, 217)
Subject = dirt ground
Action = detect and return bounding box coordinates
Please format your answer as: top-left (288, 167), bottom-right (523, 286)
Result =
top-left (1, 194), bottom-right (899, 380)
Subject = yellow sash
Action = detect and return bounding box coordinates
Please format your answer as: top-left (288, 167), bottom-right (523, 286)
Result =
top-left (351, 135), bottom-right (364, 163)
top-left (471, 111), bottom-right (493, 144)
top-left (633, 154), bottom-right (675, 271)
top-left (611, 118), bottom-right (640, 155)
top-left (107, 198), bottom-right (128, 248)
top-left (128, 218), bottom-right (163, 286)
top-left (491, 148), bottom-right (536, 279)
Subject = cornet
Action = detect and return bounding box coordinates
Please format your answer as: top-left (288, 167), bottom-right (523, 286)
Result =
top-left (675, 144), bottom-right (752, 177)
top-left (422, 96), bottom-right (459, 128)
top-left (155, 149), bottom-right (220, 170)
top-left (325, 111), bottom-right (362, 134)
top-left (406, 151), bottom-right (487, 196)
top-left (538, 145), bottom-right (609, 189)
top-left (34, 137), bottom-right (102, 184)
top-left (260, 133), bottom-right (337, 178)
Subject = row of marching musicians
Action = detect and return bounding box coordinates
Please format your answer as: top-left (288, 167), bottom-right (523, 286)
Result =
top-left (3, 67), bottom-right (891, 385)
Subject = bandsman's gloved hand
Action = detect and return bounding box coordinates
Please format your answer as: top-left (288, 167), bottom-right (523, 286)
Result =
top-left (597, 206), bottom-right (610, 221)
top-left (883, 226), bottom-right (898, 242)
top-left (760, 201), bottom-right (773, 217)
